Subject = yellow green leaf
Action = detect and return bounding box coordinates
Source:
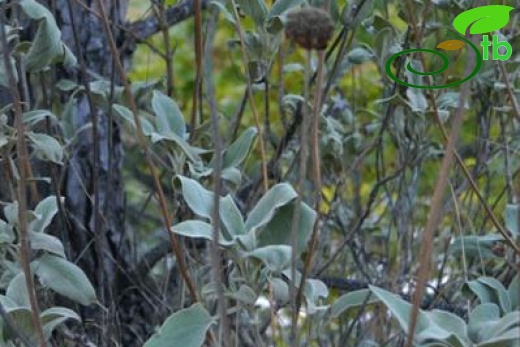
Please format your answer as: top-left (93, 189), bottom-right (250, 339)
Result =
top-left (436, 40), bottom-right (465, 51)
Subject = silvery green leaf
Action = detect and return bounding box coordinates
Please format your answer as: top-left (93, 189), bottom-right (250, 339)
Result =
top-left (0, 56), bottom-right (18, 87)
top-left (152, 90), bottom-right (186, 138)
top-left (0, 219), bottom-right (14, 244)
top-left (463, 277), bottom-right (511, 314)
top-left (19, 0), bottom-right (76, 71)
top-left (30, 195), bottom-right (60, 233)
top-left (245, 245), bottom-right (292, 272)
top-left (269, 277), bottom-right (289, 303)
top-left (30, 231), bottom-right (66, 257)
top-left (6, 273), bottom-right (29, 308)
top-left (369, 285), bottom-right (468, 347)
top-left (221, 167), bottom-right (242, 185)
top-left (468, 303), bottom-right (500, 342)
top-left (235, 0), bottom-right (268, 27)
top-left (227, 285), bottom-right (257, 305)
top-left (41, 307), bottom-right (81, 339)
top-left (219, 195), bottom-right (246, 236)
top-left (22, 110), bottom-right (58, 125)
top-left (222, 127), bottom-right (257, 168)
top-left (406, 87), bottom-right (428, 113)
top-left (33, 254), bottom-right (97, 306)
top-left (3, 202), bottom-right (18, 226)
top-left (209, 1), bottom-right (236, 24)
top-left (171, 220), bottom-right (235, 246)
top-left (144, 303), bottom-right (214, 347)
top-left (331, 289), bottom-right (378, 317)
top-left (245, 183), bottom-right (298, 233)
top-left (112, 104), bottom-right (155, 136)
top-left (504, 204), bottom-right (519, 237)
top-left (347, 47), bottom-right (374, 64)
top-left (507, 274), bottom-right (519, 310)
top-left (256, 201), bottom-right (316, 255)
top-left (27, 132), bottom-right (63, 164)
top-left (176, 176), bottom-right (214, 220)
top-left (450, 234), bottom-right (503, 260)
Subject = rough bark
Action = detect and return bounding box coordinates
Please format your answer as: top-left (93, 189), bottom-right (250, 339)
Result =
top-left (45, 0), bottom-right (164, 344)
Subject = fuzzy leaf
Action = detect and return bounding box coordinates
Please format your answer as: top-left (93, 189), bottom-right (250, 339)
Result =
top-left (144, 303), bottom-right (214, 347)
top-left (151, 90), bottom-right (186, 138)
top-left (33, 254), bottom-right (97, 306)
top-left (27, 132), bottom-right (63, 164)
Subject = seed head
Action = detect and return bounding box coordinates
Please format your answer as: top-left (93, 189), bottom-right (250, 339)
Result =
top-left (285, 7), bottom-right (335, 50)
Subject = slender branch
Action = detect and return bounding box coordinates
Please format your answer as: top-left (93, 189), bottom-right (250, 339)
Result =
top-left (92, 0), bottom-right (200, 303)
top-left (189, 0), bottom-right (204, 142)
top-left (289, 48), bottom-right (312, 346)
top-left (498, 60), bottom-right (520, 123)
top-left (154, 1), bottom-right (175, 97)
top-left (0, 12), bottom-right (48, 347)
top-left (204, 7), bottom-right (231, 345)
top-left (404, 38), bottom-right (474, 347)
top-left (64, 0), bottom-right (107, 341)
top-left (127, 0), bottom-right (209, 41)
top-left (236, 102), bottom-right (302, 210)
top-left (230, 86), bottom-right (249, 141)
top-left (434, 115), bottom-right (520, 256)
top-left (228, 0), bottom-right (269, 193)
top-left (316, 166), bottom-right (407, 276)
top-left (19, 61), bottom-right (39, 204)
top-left (294, 49), bottom-right (325, 323)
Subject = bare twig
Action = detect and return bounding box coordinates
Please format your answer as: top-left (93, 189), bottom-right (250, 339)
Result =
top-left (154, 1), bottom-right (175, 97)
top-left (294, 48), bottom-right (326, 336)
top-left (127, 0), bottom-right (209, 41)
top-left (498, 59), bottom-right (520, 121)
top-left (204, 7), bottom-right (231, 346)
top-left (228, 0), bottom-right (269, 193)
top-left (289, 48), bottom-right (312, 347)
top-left (316, 166), bottom-right (406, 275)
top-left (404, 37), bottom-right (475, 347)
top-left (189, 0), bottom-right (204, 142)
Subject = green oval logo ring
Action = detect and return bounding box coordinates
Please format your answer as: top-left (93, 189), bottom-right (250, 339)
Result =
top-left (385, 32), bottom-right (483, 89)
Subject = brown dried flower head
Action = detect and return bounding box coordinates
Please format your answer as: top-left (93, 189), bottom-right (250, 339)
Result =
top-left (285, 7), bottom-right (335, 50)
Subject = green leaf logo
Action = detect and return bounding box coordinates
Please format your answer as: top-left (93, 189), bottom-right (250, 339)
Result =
top-left (453, 5), bottom-right (514, 35)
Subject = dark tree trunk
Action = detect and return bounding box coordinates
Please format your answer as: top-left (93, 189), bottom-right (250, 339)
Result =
top-left (50, 0), bottom-right (136, 344)
top-left (38, 0), bottom-right (166, 344)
